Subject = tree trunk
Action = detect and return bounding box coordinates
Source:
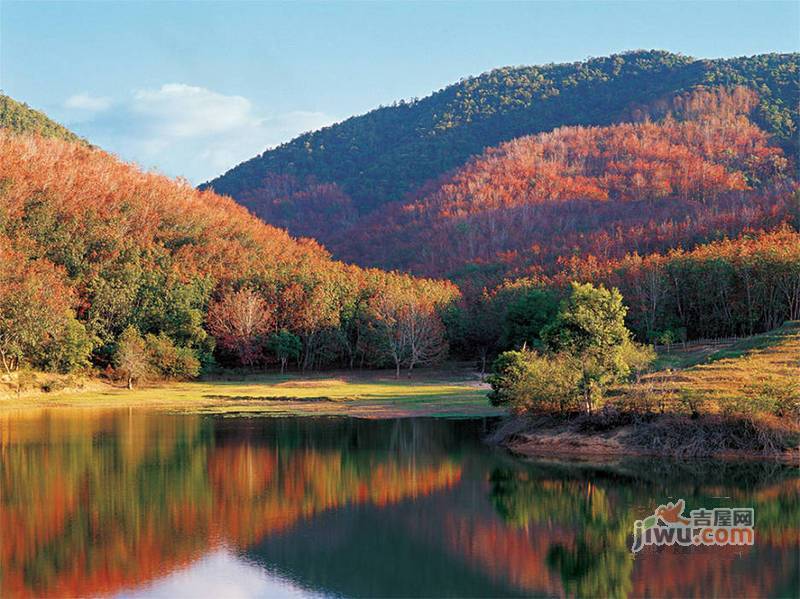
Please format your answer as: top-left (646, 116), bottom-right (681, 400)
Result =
top-left (583, 379), bottom-right (592, 414)
top-left (280, 358), bottom-right (286, 374)
top-left (395, 360), bottom-right (401, 379)
top-left (0, 351), bottom-right (11, 377)
top-left (127, 376), bottom-right (133, 390)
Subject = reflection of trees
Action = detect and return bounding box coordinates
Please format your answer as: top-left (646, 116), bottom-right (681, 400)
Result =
top-left (488, 459), bottom-right (800, 599)
top-left (1, 411), bottom-right (214, 598)
top-left (0, 412), bottom-right (464, 597)
top-left (2, 412), bottom-right (797, 599)
top-left (490, 469), bottom-right (633, 598)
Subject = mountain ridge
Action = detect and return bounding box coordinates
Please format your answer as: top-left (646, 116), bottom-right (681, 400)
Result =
top-left (202, 50), bottom-right (798, 241)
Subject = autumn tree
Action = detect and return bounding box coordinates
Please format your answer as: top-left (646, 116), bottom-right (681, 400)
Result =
top-left (0, 248), bottom-right (82, 375)
top-left (207, 289), bottom-right (273, 368)
top-left (368, 282), bottom-right (449, 378)
top-left (369, 288), bottom-right (410, 378)
top-left (402, 300), bottom-right (448, 373)
top-left (0, 130), bottom-right (458, 377)
top-left (113, 326), bottom-right (151, 389)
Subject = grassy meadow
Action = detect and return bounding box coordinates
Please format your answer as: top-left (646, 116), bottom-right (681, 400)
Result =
top-left (629, 321), bottom-right (800, 412)
top-left (0, 369), bottom-right (501, 418)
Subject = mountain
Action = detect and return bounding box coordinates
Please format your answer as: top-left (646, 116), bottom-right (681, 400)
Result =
top-left (0, 93), bottom-right (85, 143)
top-left (335, 86), bottom-right (796, 282)
top-left (202, 51), bottom-right (799, 249)
top-left (0, 104), bottom-right (457, 378)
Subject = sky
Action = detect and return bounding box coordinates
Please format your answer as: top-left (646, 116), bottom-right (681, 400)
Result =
top-left (1, 1), bottom-right (798, 184)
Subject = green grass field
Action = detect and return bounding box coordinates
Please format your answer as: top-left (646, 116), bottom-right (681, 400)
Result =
top-left (0, 369), bottom-right (502, 418)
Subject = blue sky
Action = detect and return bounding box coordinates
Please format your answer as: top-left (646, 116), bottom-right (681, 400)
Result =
top-left (2, 1), bottom-right (798, 183)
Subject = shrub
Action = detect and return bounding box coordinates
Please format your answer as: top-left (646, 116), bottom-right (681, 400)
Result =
top-left (487, 349), bottom-right (582, 414)
top-left (511, 352), bottom-right (583, 414)
top-left (732, 379), bottom-right (800, 418)
top-left (486, 350), bottom-right (529, 407)
top-left (145, 333), bottom-right (200, 380)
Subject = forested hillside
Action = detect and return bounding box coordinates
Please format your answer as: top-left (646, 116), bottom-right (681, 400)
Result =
top-left (204, 51), bottom-right (798, 246)
top-left (336, 87), bottom-right (795, 279)
top-left (0, 93), bottom-right (84, 144)
top-left (0, 125), bottom-right (457, 381)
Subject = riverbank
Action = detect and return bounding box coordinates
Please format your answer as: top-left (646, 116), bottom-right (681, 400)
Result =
top-left (0, 369), bottom-right (502, 418)
top-left (489, 412), bottom-right (799, 462)
top-left (491, 323), bottom-right (800, 462)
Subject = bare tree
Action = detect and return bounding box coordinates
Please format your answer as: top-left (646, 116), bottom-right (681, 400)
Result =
top-left (403, 302), bottom-right (447, 372)
top-left (114, 326), bottom-right (151, 389)
top-left (370, 289), bottom-right (447, 378)
top-left (207, 288), bottom-right (273, 367)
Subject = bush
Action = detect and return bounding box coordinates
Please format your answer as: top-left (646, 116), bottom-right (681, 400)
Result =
top-left (145, 333), bottom-right (200, 380)
top-left (511, 352), bottom-right (582, 414)
top-left (40, 316), bottom-right (95, 374)
top-left (486, 350), bottom-right (529, 407)
top-left (487, 349), bottom-right (582, 414)
top-left (731, 379), bottom-right (800, 418)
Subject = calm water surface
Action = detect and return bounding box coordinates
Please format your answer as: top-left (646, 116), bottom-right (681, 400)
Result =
top-left (1, 410), bottom-right (797, 598)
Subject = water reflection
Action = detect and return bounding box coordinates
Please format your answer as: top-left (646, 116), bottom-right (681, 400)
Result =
top-left (1, 409), bottom-right (797, 598)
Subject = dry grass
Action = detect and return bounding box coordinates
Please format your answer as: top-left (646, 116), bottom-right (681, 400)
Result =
top-left (622, 321), bottom-right (800, 415)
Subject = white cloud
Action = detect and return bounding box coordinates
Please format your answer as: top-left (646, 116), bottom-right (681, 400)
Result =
top-left (132, 83), bottom-right (255, 138)
top-left (61, 84), bottom-right (336, 184)
top-left (64, 92), bottom-right (111, 111)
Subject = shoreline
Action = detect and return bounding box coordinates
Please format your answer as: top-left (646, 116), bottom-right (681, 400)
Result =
top-left (491, 415), bottom-right (800, 464)
top-left (4, 373), bottom-right (797, 463)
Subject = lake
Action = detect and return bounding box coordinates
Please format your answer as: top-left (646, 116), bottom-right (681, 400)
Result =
top-left (1, 409), bottom-right (797, 598)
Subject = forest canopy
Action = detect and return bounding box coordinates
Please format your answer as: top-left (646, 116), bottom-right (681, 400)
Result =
top-left (0, 129), bottom-right (457, 380)
top-left (204, 51), bottom-right (799, 249)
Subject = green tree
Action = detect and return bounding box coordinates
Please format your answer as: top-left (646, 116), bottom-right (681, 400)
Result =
top-left (486, 350), bottom-right (529, 407)
top-left (542, 283), bottom-right (630, 356)
top-left (501, 287), bottom-right (558, 351)
top-left (40, 315), bottom-right (95, 374)
top-left (488, 283), bottom-right (655, 414)
top-left (267, 330), bottom-right (302, 374)
top-left (541, 283), bottom-right (649, 413)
